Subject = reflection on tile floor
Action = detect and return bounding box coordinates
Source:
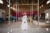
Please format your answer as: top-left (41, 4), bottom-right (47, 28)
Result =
top-left (0, 21), bottom-right (50, 33)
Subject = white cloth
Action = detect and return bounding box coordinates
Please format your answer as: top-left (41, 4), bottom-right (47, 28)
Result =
top-left (21, 22), bottom-right (28, 30)
top-left (22, 15), bottom-right (27, 24)
top-left (21, 15), bottom-right (28, 30)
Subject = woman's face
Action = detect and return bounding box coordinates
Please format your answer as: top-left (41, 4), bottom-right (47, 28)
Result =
top-left (23, 13), bottom-right (27, 15)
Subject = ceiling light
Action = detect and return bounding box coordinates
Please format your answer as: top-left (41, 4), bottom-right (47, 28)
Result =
top-left (0, 0), bottom-right (3, 4)
top-left (47, 0), bottom-right (50, 4)
top-left (7, 5), bottom-right (10, 7)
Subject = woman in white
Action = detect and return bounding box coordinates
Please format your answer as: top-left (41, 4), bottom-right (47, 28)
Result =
top-left (22, 13), bottom-right (27, 24)
top-left (21, 13), bottom-right (28, 30)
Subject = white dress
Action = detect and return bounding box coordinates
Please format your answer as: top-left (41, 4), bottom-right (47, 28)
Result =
top-left (21, 15), bottom-right (28, 30)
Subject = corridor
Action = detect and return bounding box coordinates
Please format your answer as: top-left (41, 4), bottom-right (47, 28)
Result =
top-left (0, 21), bottom-right (50, 33)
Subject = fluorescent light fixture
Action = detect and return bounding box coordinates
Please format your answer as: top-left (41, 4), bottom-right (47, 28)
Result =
top-left (7, 5), bottom-right (10, 7)
top-left (0, 0), bottom-right (3, 4)
top-left (47, 0), bottom-right (50, 4)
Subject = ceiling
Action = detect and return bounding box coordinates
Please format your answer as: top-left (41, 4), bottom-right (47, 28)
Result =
top-left (0, 0), bottom-right (50, 9)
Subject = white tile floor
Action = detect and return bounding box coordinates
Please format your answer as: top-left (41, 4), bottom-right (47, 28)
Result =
top-left (0, 21), bottom-right (50, 33)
